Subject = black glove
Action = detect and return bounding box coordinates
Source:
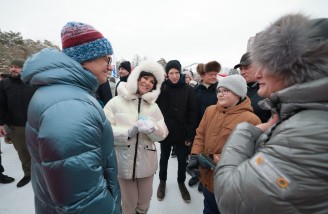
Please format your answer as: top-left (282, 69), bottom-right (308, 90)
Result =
top-left (197, 154), bottom-right (211, 169)
top-left (187, 154), bottom-right (198, 171)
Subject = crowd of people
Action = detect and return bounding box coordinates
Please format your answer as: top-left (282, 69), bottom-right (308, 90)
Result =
top-left (0, 13), bottom-right (327, 214)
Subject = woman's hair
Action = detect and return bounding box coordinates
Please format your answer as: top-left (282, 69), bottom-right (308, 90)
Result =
top-left (138, 71), bottom-right (158, 91)
top-left (251, 14), bottom-right (328, 86)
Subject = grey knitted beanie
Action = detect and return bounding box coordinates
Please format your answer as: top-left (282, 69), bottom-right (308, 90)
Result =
top-left (217, 75), bottom-right (247, 99)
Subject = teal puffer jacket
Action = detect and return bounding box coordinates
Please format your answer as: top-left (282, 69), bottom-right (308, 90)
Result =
top-left (21, 48), bottom-right (121, 214)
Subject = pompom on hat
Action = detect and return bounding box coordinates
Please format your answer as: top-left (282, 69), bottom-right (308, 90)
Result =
top-left (61, 22), bottom-right (113, 63)
top-left (217, 74), bottom-right (247, 99)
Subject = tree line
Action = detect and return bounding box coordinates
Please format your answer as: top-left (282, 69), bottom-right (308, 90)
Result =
top-left (0, 30), bottom-right (61, 73)
top-left (0, 29), bottom-right (168, 73)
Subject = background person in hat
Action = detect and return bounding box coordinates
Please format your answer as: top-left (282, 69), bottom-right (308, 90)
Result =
top-left (187, 61), bottom-right (221, 191)
top-left (156, 60), bottom-right (197, 203)
top-left (234, 52), bottom-right (271, 122)
top-left (190, 74), bottom-right (261, 214)
top-left (21, 22), bottom-right (121, 214)
top-left (214, 14), bottom-right (328, 214)
top-left (115, 61), bottom-right (132, 96)
top-left (0, 58), bottom-right (38, 188)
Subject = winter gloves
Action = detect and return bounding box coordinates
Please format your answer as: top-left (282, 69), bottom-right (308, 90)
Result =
top-left (187, 155), bottom-right (198, 170)
top-left (137, 119), bottom-right (157, 134)
top-left (187, 154), bottom-right (216, 170)
top-left (128, 117), bottom-right (157, 138)
top-left (128, 124), bottom-right (139, 138)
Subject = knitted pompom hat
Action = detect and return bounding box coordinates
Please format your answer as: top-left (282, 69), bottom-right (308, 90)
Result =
top-left (61, 22), bottom-right (113, 63)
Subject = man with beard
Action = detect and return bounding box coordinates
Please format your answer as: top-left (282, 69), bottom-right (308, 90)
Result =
top-left (0, 59), bottom-right (38, 187)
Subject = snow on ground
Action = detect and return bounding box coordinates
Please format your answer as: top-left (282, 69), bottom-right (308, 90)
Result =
top-left (0, 138), bottom-right (204, 213)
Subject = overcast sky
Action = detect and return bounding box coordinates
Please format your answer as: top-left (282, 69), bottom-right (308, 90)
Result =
top-left (0, 0), bottom-right (327, 68)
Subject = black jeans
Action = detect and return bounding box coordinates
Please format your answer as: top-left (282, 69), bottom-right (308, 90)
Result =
top-left (203, 187), bottom-right (220, 214)
top-left (0, 154), bottom-right (4, 173)
top-left (159, 142), bottom-right (189, 183)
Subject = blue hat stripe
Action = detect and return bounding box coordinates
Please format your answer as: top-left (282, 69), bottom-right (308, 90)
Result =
top-left (63, 38), bottom-right (113, 63)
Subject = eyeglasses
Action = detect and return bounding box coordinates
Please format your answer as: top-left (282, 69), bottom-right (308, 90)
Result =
top-left (216, 89), bottom-right (230, 96)
top-left (105, 56), bottom-right (112, 65)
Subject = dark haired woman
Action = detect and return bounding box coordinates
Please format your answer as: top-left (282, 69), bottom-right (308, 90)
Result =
top-left (104, 60), bottom-right (168, 214)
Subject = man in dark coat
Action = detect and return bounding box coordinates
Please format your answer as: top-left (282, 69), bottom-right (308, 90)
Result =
top-left (156, 60), bottom-right (197, 203)
top-left (0, 72), bottom-right (15, 184)
top-left (0, 58), bottom-right (38, 187)
top-left (115, 61), bottom-right (131, 96)
top-left (187, 61), bottom-right (221, 190)
top-left (234, 52), bottom-right (271, 122)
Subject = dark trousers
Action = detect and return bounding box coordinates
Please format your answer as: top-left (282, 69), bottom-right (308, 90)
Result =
top-left (203, 187), bottom-right (220, 214)
top-left (11, 126), bottom-right (31, 176)
top-left (0, 154), bottom-right (4, 173)
top-left (159, 142), bottom-right (189, 183)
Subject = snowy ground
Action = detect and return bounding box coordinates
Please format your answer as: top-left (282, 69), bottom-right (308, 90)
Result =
top-left (0, 138), bottom-right (204, 213)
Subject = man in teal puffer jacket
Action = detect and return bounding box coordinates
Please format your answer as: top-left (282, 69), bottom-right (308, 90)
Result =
top-left (21, 22), bottom-right (121, 214)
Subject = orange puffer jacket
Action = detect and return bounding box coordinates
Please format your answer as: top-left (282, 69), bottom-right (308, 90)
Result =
top-left (191, 97), bottom-right (261, 192)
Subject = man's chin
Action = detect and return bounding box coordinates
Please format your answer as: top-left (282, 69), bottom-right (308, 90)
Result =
top-left (11, 73), bottom-right (21, 78)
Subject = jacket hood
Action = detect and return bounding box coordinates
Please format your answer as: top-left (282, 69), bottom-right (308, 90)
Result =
top-left (216, 96), bottom-right (254, 114)
top-left (117, 60), bottom-right (165, 104)
top-left (21, 48), bottom-right (99, 92)
top-left (259, 77), bottom-right (328, 119)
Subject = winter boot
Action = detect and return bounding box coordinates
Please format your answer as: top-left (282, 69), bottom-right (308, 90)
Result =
top-left (16, 176), bottom-right (30, 188)
top-left (0, 174), bottom-right (15, 183)
top-left (157, 181), bottom-right (166, 201)
top-left (178, 183), bottom-right (191, 203)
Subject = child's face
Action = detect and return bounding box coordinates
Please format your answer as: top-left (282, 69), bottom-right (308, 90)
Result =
top-left (217, 87), bottom-right (240, 108)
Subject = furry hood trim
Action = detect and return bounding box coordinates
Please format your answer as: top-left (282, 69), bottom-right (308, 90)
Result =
top-left (117, 60), bottom-right (165, 104)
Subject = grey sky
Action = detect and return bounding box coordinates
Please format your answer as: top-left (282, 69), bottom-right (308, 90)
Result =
top-left (0, 0), bottom-right (327, 68)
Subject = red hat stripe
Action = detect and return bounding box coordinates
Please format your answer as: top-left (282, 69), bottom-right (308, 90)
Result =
top-left (62, 32), bottom-right (104, 49)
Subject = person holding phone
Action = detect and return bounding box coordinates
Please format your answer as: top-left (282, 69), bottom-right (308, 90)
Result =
top-left (189, 75), bottom-right (261, 214)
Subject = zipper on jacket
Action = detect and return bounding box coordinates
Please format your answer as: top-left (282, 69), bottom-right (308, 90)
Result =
top-left (132, 97), bottom-right (142, 181)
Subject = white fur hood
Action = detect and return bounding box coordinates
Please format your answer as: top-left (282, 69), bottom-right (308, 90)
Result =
top-left (117, 60), bottom-right (165, 104)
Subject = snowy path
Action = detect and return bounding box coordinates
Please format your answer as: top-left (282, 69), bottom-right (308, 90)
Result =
top-left (0, 138), bottom-right (204, 213)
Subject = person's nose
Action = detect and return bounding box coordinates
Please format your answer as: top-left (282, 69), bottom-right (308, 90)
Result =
top-left (107, 64), bottom-right (113, 72)
top-left (255, 69), bottom-right (261, 80)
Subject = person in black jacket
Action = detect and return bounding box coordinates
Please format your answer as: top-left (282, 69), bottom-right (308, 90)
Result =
top-left (234, 52), bottom-right (271, 122)
top-left (0, 73), bottom-right (15, 184)
top-left (0, 59), bottom-right (38, 187)
top-left (96, 78), bottom-right (113, 107)
top-left (115, 61), bottom-right (131, 96)
top-left (156, 60), bottom-right (197, 203)
top-left (187, 61), bottom-right (220, 190)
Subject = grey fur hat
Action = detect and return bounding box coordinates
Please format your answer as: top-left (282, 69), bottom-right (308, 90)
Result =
top-left (217, 75), bottom-right (247, 99)
top-left (251, 14), bottom-right (328, 86)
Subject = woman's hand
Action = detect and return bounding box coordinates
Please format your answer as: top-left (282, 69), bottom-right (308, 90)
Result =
top-left (256, 114), bottom-right (279, 132)
top-left (213, 154), bottom-right (220, 164)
